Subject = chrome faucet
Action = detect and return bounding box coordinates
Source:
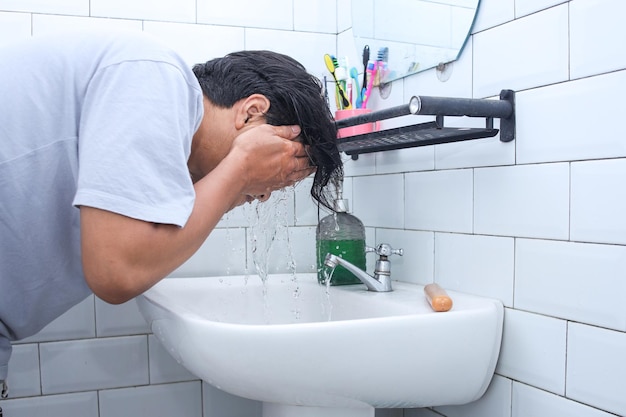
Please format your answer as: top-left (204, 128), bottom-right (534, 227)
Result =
top-left (324, 243), bottom-right (403, 292)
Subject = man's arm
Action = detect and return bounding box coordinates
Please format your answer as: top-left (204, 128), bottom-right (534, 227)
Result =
top-left (80, 124), bottom-right (313, 304)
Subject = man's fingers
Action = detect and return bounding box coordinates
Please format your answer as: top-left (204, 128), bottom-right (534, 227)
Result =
top-left (275, 124), bottom-right (302, 140)
top-left (288, 166), bottom-right (316, 183)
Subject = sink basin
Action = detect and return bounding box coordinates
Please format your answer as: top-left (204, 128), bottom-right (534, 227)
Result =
top-left (137, 273), bottom-right (503, 417)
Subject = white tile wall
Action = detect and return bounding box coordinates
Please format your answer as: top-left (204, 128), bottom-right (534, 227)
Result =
top-left (0, 0), bottom-right (88, 16)
top-left (512, 382), bottom-right (615, 417)
top-left (364, 1), bottom-right (626, 416)
top-left (294, 0), bottom-right (337, 34)
top-left (405, 169), bottom-right (473, 233)
top-left (248, 224), bottom-right (318, 275)
top-left (294, 177), bottom-right (321, 226)
top-left (142, 21), bottom-right (245, 66)
top-left (434, 233), bottom-right (514, 305)
top-left (285, 226), bottom-right (318, 273)
top-left (244, 27), bottom-right (336, 78)
top-left (336, 25), bottom-right (371, 100)
top-left (353, 174), bottom-right (404, 228)
top-left (376, 146), bottom-right (435, 175)
top-left (19, 296), bottom-right (96, 343)
top-left (404, 408), bottom-right (442, 417)
top-left (435, 135), bottom-right (515, 171)
top-left (514, 0), bottom-right (567, 18)
top-left (571, 158), bottom-right (626, 245)
top-left (375, 409), bottom-right (403, 417)
top-left (91, 0), bottom-right (195, 23)
top-left (471, 0), bottom-right (514, 33)
top-left (473, 3), bottom-right (569, 98)
top-left (203, 382), bottom-right (262, 417)
top-left (569, 0), bottom-right (626, 79)
top-left (567, 323), bottom-right (626, 416)
top-left (343, 152), bottom-right (377, 177)
top-left (403, 35), bottom-right (474, 100)
top-left (147, 335), bottom-right (197, 384)
top-left (516, 70), bottom-right (626, 164)
top-left (337, 0), bottom-right (351, 32)
top-left (0, 11), bottom-right (30, 45)
top-left (95, 298), bottom-right (150, 337)
top-left (31, 14), bottom-right (142, 35)
top-left (4, 1), bottom-right (626, 416)
top-left (434, 375), bottom-right (512, 417)
top-left (169, 228), bottom-right (247, 277)
top-left (5, 344), bottom-right (40, 398)
top-left (0, 391), bottom-right (99, 417)
top-left (39, 336), bottom-right (149, 394)
top-left (474, 163), bottom-right (570, 239)
top-left (99, 381), bottom-right (202, 417)
top-left (515, 238), bottom-right (626, 331)
top-left (197, 0), bottom-right (292, 30)
top-left (496, 309), bottom-right (566, 394)
top-left (375, 229), bottom-right (434, 285)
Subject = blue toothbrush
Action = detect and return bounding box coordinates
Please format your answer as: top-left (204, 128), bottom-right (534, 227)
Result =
top-left (349, 67), bottom-right (362, 109)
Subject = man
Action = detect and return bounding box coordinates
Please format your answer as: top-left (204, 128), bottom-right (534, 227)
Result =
top-left (0, 30), bottom-right (343, 389)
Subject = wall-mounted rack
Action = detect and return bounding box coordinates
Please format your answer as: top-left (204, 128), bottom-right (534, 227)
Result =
top-left (336, 89), bottom-right (515, 159)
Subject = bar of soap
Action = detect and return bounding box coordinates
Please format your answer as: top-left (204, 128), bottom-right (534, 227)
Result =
top-left (424, 283), bottom-right (453, 312)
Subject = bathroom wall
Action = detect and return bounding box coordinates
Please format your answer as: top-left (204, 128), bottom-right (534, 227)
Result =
top-left (0, 1), bottom-right (339, 416)
top-left (2, 1), bottom-right (625, 417)
top-left (337, 0), bottom-right (626, 416)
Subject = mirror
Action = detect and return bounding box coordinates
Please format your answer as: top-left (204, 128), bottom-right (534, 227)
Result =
top-left (352, 0), bottom-right (480, 83)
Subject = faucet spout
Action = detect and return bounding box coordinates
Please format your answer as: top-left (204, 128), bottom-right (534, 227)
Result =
top-left (324, 253), bottom-right (392, 292)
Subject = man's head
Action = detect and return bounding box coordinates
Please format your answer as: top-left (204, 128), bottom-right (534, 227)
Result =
top-left (192, 50), bottom-right (343, 211)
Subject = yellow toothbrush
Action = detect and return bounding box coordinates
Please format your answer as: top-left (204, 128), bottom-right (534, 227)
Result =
top-left (324, 54), bottom-right (351, 109)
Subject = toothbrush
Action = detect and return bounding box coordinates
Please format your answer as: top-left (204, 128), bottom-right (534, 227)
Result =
top-left (346, 78), bottom-right (353, 107)
top-left (360, 48), bottom-right (388, 109)
top-left (334, 56), bottom-right (352, 109)
top-left (349, 67), bottom-right (362, 109)
top-left (360, 45), bottom-right (370, 106)
top-left (360, 61), bottom-right (376, 109)
top-left (334, 57), bottom-right (348, 101)
top-left (324, 54), bottom-right (351, 109)
top-left (375, 47), bottom-right (389, 85)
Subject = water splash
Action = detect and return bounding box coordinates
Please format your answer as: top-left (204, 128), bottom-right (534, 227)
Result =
top-left (319, 264), bottom-right (335, 287)
top-left (320, 265), bottom-right (335, 321)
top-left (242, 187), bottom-right (301, 322)
top-left (221, 211), bottom-right (234, 276)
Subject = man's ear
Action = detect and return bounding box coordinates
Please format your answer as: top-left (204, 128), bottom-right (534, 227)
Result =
top-left (235, 94), bottom-right (270, 129)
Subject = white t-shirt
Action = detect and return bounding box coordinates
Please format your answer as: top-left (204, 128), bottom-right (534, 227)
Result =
top-left (0, 30), bottom-right (204, 380)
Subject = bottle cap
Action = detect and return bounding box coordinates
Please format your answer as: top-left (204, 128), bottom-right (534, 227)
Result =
top-left (333, 198), bottom-right (349, 212)
top-left (333, 182), bottom-right (349, 212)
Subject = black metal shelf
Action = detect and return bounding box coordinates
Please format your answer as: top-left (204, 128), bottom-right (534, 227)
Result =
top-left (336, 89), bottom-right (515, 159)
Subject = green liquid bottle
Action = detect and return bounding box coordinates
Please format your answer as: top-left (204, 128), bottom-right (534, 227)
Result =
top-left (316, 198), bottom-right (366, 286)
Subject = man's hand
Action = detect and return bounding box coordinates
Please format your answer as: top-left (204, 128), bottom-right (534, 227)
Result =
top-left (226, 124), bottom-right (315, 197)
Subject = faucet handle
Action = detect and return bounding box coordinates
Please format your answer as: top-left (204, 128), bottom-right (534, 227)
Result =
top-left (372, 243), bottom-right (403, 258)
top-left (391, 247), bottom-right (404, 257)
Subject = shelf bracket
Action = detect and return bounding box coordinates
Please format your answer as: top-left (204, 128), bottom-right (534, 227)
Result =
top-left (335, 89), bottom-right (515, 159)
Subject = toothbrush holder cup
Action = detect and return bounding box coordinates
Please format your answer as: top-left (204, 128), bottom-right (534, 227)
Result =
top-left (335, 109), bottom-right (378, 139)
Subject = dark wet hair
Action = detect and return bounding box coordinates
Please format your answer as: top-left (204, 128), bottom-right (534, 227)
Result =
top-left (192, 50), bottom-right (343, 212)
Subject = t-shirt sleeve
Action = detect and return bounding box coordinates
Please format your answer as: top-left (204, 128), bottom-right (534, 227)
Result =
top-left (73, 59), bottom-right (203, 227)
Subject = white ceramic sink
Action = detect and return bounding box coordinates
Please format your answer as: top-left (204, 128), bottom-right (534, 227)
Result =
top-left (137, 273), bottom-right (503, 417)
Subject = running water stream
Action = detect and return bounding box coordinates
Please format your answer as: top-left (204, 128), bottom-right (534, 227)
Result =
top-left (239, 187), bottom-right (335, 322)
top-left (243, 188), bottom-right (300, 322)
